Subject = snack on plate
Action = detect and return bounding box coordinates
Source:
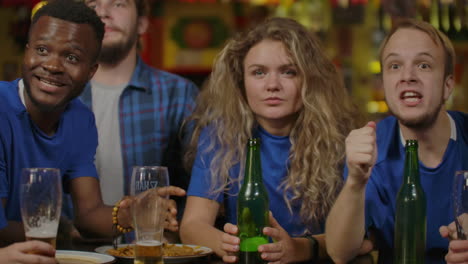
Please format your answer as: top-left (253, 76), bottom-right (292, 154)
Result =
top-left (107, 243), bottom-right (205, 257)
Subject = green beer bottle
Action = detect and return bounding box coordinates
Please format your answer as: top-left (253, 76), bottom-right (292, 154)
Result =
top-left (394, 139), bottom-right (426, 263)
top-left (237, 138), bottom-right (269, 264)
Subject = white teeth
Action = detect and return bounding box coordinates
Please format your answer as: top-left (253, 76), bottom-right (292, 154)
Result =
top-left (40, 79), bottom-right (61, 86)
top-left (404, 97), bottom-right (419, 103)
top-left (403, 91), bottom-right (419, 97)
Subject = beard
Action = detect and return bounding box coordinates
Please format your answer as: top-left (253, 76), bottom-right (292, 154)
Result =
top-left (98, 32), bottom-right (139, 65)
top-left (388, 99), bottom-right (445, 130)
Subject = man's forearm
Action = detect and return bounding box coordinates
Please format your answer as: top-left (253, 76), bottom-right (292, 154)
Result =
top-left (74, 205), bottom-right (114, 239)
top-left (325, 180), bottom-right (367, 263)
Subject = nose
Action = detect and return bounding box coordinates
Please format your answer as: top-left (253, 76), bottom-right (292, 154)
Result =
top-left (42, 55), bottom-right (64, 74)
top-left (94, 3), bottom-right (109, 19)
top-left (400, 65), bottom-right (417, 84)
top-left (266, 73), bottom-right (281, 91)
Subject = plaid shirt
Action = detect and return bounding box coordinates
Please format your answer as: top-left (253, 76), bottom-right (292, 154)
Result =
top-left (80, 57), bottom-right (198, 197)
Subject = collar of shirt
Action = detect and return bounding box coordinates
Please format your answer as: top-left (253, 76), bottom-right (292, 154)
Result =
top-left (80, 56), bottom-right (153, 106)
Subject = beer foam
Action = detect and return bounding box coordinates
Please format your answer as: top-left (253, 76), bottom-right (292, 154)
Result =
top-left (136, 240), bottom-right (162, 247)
top-left (26, 222), bottom-right (58, 237)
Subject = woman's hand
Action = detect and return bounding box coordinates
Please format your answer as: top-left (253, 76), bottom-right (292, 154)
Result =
top-left (258, 212), bottom-right (296, 264)
top-left (0, 241), bottom-right (56, 264)
top-left (221, 223), bottom-right (240, 263)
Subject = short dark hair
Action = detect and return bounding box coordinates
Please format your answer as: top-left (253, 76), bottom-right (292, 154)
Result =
top-left (31, 0), bottom-right (105, 47)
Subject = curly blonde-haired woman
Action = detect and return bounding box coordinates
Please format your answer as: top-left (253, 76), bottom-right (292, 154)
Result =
top-left (180, 17), bottom-right (363, 263)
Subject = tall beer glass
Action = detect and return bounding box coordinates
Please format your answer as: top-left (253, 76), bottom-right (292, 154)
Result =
top-left (130, 166), bottom-right (169, 264)
top-left (20, 168), bottom-right (62, 248)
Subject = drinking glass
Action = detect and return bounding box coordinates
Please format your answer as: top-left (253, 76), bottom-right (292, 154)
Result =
top-left (20, 168), bottom-right (62, 248)
top-left (453, 170), bottom-right (468, 240)
top-left (130, 166), bottom-right (169, 264)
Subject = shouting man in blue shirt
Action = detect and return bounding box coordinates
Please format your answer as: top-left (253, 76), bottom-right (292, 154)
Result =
top-left (326, 19), bottom-right (468, 264)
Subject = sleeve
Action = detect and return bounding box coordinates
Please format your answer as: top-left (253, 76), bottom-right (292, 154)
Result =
top-left (178, 79), bottom-right (198, 149)
top-left (167, 79), bottom-right (198, 190)
top-left (0, 114), bottom-right (11, 229)
top-left (64, 109), bottom-right (98, 183)
top-left (186, 127), bottom-right (224, 203)
top-left (0, 113), bottom-right (10, 201)
top-left (343, 162), bottom-right (384, 231)
top-left (0, 201), bottom-right (6, 229)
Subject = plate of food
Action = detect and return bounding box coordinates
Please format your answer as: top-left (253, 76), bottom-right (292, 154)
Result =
top-left (56, 250), bottom-right (116, 264)
top-left (95, 243), bottom-right (213, 264)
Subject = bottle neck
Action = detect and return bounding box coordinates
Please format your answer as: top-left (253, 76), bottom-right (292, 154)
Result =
top-left (245, 143), bottom-right (262, 183)
top-left (404, 145), bottom-right (420, 184)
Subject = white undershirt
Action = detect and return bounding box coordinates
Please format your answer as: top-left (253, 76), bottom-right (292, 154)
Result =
top-left (91, 81), bottom-right (126, 205)
top-left (18, 79), bottom-right (26, 106)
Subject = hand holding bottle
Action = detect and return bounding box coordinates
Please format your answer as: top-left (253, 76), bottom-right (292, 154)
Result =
top-left (258, 212), bottom-right (298, 263)
top-left (440, 221), bottom-right (458, 241)
top-left (445, 240), bottom-right (468, 263)
top-left (221, 213), bottom-right (304, 264)
top-left (345, 121), bottom-right (377, 186)
top-left (220, 223), bottom-right (240, 263)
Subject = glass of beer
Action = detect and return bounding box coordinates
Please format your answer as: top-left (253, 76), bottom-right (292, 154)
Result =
top-left (453, 170), bottom-right (468, 240)
top-left (130, 166), bottom-right (169, 264)
top-left (20, 168), bottom-right (62, 248)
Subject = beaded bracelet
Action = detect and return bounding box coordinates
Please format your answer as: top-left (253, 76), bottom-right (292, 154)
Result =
top-left (112, 200), bottom-right (132, 233)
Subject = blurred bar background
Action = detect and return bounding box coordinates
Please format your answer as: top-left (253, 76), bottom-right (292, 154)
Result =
top-left (0, 0), bottom-right (467, 121)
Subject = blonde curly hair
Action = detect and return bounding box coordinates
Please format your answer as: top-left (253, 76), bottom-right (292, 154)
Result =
top-left (185, 17), bottom-right (362, 230)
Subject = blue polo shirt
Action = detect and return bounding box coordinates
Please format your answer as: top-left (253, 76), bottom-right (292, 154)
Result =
top-left (0, 79), bottom-right (98, 224)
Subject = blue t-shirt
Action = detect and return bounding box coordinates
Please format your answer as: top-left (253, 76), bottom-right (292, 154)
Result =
top-left (188, 126), bottom-right (321, 236)
top-left (344, 111), bottom-right (468, 264)
top-left (0, 79), bottom-right (99, 224)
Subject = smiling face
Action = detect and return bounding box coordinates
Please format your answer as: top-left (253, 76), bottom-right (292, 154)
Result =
top-left (381, 28), bottom-right (454, 129)
top-left (22, 16), bottom-right (99, 113)
top-left (85, 0), bottom-right (147, 64)
top-left (243, 39), bottom-right (303, 135)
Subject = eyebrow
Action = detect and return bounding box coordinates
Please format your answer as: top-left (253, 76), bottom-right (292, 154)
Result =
top-left (383, 52), bottom-right (435, 62)
top-left (246, 63), bottom-right (296, 69)
top-left (35, 37), bottom-right (86, 54)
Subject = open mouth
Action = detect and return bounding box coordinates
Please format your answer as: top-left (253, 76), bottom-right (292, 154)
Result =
top-left (400, 91), bottom-right (422, 103)
top-left (35, 75), bottom-right (65, 93)
top-left (38, 77), bottom-right (63, 87)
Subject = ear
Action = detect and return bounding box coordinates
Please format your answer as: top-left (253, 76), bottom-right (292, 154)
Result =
top-left (137, 16), bottom-right (149, 35)
top-left (443, 74), bottom-right (455, 101)
top-left (88, 63), bottom-right (99, 81)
